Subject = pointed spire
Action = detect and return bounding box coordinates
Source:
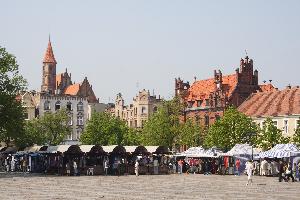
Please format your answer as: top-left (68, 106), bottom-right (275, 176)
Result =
top-left (43, 37), bottom-right (57, 64)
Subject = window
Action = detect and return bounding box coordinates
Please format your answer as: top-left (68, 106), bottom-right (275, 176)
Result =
top-left (272, 120), bottom-right (278, 128)
top-left (77, 102), bottom-right (84, 111)
top-left (283, 120), bottom-right (288, 134)
top-left (188, 101), bottom-right (194, 108)
top-left (76, 129), bottom-right (81, 140)
top-left (134, 120), bottom-right (137, 128)
top-left (153, 107), bottom-right (158, 113)
top-left (296, 120), bottom-right (300, 130)
top-left (55, 101), bottom-right (61, 110)
top-left (195, 115), bottom-right (200, 124)
top-left (68, 116), bottom-right (73, 126)
top-left (67, 102), bottom-right (72, 111)
top-left (205, 99), bottom-right (210, 107)
top-left (197, 100), bottom-right (203, 107)
top-left (24, 112), bottom-right (29, 120)
top-left (77, 114), bottom-right (84, 126)
top-left (44, 101), bottom-right (50, 110)
top-left (205, 115), bottom-right (210, 126)
top-left (215, 115), bottom-right (220, 121)
top-left (142, 106), bottom-right (147, 114)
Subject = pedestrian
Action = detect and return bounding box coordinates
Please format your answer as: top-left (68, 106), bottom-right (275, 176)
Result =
top-left (235, 158), bottom-right (241, 176)
top-left (22, 158), bottom-right (27, 173)
top-left (104, 160), bottom-right (109, 176)
top-left (284, 163), bottom-right (294, 182)
top-left (245, 160), bottom-right (254, 186)
top-left (73, 160), bottom-right (78, 176)
top-left (154, 158), bottom-right (159, 175)
top-left (66, 162), bottom-right (71, 176)
top-left (178, 159), bottom-right (183, 174)
top-left (278, 160), bottom-right (287, 182)
top-left (135, 160), bottom-right (139, 176)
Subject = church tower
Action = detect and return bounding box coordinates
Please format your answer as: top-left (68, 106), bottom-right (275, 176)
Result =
top-left (41, 38), bottom-right (57, 94)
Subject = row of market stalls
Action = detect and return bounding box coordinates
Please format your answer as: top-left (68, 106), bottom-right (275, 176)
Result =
top-left (0, 145), bottom-right (170, 176)
top-left (175, 144), bottom-right (300, 176)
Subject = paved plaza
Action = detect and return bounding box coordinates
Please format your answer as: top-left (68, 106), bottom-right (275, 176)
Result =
top-left (0, 173), bottom-right (299, 200)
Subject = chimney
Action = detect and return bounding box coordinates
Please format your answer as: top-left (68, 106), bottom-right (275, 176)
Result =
top-left (287, 84), bottom-right (291, 89)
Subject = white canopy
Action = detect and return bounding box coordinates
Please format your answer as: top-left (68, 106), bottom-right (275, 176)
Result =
top-left (176, 147), bottom-right (220, 158)
top-left (102, 145), bottom-right (117, 153)
top-left (225, 144), bottom-right (261, 157)
top-left (47, 145), bottom-right (71, 153)
top-left (259, 144), bottom-right (300, 158)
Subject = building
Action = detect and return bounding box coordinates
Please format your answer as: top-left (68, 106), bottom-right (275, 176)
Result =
top-left (21, 39), bottom-right (102, 144)
top-left (238, 85), bottom-right (300, 137)
top-left (175, 56), bottom-right (271, 127)
top-left (111, 89), bottom-right (162, 128)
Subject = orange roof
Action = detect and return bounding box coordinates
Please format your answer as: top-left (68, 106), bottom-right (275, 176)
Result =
top-left (64, 84), bottom-right (80, 95)
top-left (56, 73), bottom-right (62, 87)
top-left (186, 74), bottom-right (237, 101)
top-left (238, 87), bottom-right (300, 117)
top-left (43, 40), bottom-right (57, 64)
top-left (259, 84), bottom-right (276, 92)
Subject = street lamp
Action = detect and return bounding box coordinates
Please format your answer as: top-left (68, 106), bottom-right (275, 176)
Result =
top-left (246, 132), bottom-right (256, 160)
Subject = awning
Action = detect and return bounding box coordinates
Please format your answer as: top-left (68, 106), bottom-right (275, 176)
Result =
top-left (46, 145), bottom-right (82, 154)
top-left (80, 145), bottom-right (104, 154)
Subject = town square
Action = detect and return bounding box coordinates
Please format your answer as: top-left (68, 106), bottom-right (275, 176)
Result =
top-left (1, 1), bottom-right (300, 199)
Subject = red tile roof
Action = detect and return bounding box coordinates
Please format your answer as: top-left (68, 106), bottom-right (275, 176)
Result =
top-left (64, 84), bottom-right (80, 95)
top-left (186, 74), bottom-right (237, 101)
top-left (259, 84), bottom-right (276, 92)
top-left (238, 87), bottom-right (300, 117)
top-left (43, 40), bottom-right (57, 64)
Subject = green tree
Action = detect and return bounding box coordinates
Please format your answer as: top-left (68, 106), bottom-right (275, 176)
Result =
top-left (0, 46), bottom-right (27, 146)
top-left (80, 112), bottom-right (129, 145)
top-left (122, 128), bottom-right (142, 146)
top-left (204, 107), bottom-right (258, 150)
top-left (141, 97), bottom-right (185, 149)
top-left (256, 118), bottom-right (290, 151)
top-left (292, 120), bottom-right (300, 146)
top-left (178, 118), bottom-right (203, 147)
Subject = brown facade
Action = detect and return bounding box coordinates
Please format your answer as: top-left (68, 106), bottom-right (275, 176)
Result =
top-left (176, 56), bottom-right (268, 127)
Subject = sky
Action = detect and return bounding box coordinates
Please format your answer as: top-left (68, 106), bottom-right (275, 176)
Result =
top-left (1, 0), bottom-right (300, 104)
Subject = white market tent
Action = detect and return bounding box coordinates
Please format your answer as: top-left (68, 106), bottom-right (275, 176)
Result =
top-left (176, 147), bottom-right (220, 158)
top-left (222, 144), bottom-right (261, 158)
top-left (259, 144), bottom-right (300, 158)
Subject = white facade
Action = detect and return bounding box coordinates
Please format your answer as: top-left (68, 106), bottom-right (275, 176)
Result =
top-left (253, 115), bottom-right (300, 137)
top-left (39, 93), bottom-right (89, 143)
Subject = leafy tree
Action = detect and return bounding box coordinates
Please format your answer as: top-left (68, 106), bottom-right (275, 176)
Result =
top-left (204, 107), bottom-right (258, 151)
top-left (122, 128), bottom-right (142, 146)
top-left (0, 46), bottom-right (27, 146)
top-left (80, 112), bottom-right (129, 145)
top-left (178, 118), bottom-right (203, 147)
top-left (292, 120), bottom-right (300, 146)
top-left (256, 118), bottom-right (290, 151)
top-left (141, 97), bottom-right (185, 149)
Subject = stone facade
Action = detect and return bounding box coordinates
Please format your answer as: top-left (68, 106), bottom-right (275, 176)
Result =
top-left (176, 56), bottom-right (269, 127)
top-left (112, 90), bottom-right (162, 128)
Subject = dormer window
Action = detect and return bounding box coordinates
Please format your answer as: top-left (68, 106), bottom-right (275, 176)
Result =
top-left (188, 101), bottom-right (194, 108)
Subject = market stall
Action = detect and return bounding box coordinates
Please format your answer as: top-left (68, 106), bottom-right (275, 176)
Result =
top-left (80, 145), bottom-right (106, 175)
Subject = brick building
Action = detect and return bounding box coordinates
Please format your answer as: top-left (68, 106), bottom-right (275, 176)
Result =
top-left (175, 56), bottom-right (270, 127)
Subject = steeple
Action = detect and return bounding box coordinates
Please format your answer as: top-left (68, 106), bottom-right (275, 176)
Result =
top-left (43, 37), bottom-right (57, 64)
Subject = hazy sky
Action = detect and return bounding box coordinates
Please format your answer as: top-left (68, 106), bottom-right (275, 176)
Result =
top-left (1, 1), bottom-right (300, 103)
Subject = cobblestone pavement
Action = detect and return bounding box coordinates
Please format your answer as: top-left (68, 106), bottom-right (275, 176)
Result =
top-left (0, 173), bottom-right (299, 200)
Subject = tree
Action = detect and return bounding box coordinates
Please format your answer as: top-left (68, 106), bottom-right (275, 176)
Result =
top-left (80, 112), bottom-right (129, 145)
top-left (292, 120), bottom-right (300, 146)
top-left (256, 118), bottom-right (290, 151)
top-left (204, 107), bottom-right (258, 151)
top-left (178, 118), bottom-right (203, 147)
top-left (122, 128), bottom-right (142, 146)
top-left (141, 97), bottom-right (188, 149)
top-left (0, 46), bottom-right (27, 146)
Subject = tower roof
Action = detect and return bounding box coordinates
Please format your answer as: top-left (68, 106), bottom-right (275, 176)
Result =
top-left (43, 39), bottom-right (57, 64)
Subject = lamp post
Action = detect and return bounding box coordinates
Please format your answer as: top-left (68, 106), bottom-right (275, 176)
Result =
top-left (246, 132), bottom-right (256, 161)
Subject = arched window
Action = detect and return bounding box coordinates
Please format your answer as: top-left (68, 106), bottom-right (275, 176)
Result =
top-left (67, 102), bottom-right (72, 111)
top-left (141, 106), bottom-right (147, 114)
top-left (153, 106), bottom-right (158, 113)
top-left (55, 101), bottom-right (61, 110)
top-left (44, 101), bottom-right (51, 110)
top-left (77, 102), bottom-right (84, 111)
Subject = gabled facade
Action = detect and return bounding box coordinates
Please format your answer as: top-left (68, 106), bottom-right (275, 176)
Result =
top-left (176, 56), bottom-right (269, 127)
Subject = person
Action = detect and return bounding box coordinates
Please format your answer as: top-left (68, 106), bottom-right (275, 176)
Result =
top-left (153, 158), bottom-right (159, 175)
top-left (235, 159), bottom-right (241, 176)
top-left (178, 159), bottom-right (183, 174)
top-left (278, 160), bottom-right (287, 182)
top-left (66, 162), bottom-right (71, 176)
top-left (73, 161), bottom-right (78, 176)
top-left (284, 163), bottom-right (294, 182)
top-left (104, 160), bottom-right (109, 176)
top-left (135, 160), bottom-right (139, 176)
top-left (245, 160), bottom-right (254, 186)
top-left (22, 158), bottom-right (27, 173)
